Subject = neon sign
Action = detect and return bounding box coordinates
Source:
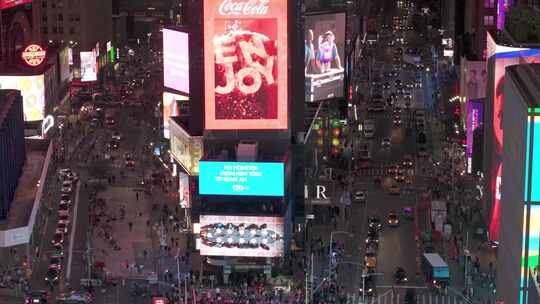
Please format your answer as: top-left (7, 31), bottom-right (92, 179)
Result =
top-left (21, 44), bottom-right (46, 67)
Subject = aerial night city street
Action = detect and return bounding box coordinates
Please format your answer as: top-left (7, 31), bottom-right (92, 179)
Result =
top-left (2, 0), bottom-right (540, 303)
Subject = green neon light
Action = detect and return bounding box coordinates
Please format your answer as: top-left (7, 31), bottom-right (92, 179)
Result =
top-left (532, 117), bottom-right (540, 201)
top-left (526, 117), bottom-right (531, 201)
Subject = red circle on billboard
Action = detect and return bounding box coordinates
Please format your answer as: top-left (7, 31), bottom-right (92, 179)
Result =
top-left (21, 44), bottom-right (46, 67)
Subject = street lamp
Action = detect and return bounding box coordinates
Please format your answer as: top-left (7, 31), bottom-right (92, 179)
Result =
top-left (328, 231), bottom-right (354, 276)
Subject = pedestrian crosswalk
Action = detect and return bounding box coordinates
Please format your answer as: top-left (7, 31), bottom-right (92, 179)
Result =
top-left (349, 289), bottom-right (468, 304)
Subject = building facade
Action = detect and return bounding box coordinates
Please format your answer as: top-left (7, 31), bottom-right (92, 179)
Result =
top-left (0, 90), bottom-right (26, 220)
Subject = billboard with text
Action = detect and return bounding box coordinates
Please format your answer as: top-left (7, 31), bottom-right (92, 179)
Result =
top-left (304, 12), bottom-right (346, 102)
top-left (199, 161), bottom-right (284, 196)
top-left (203, 0), bottom-right (288, 130)
top-left (80, 51), bottom-right (97, 82)
top-left (466, 100), bottom-right (483, 174)
top-left (199, 215), bottom-right (284, 257)
top-left (163, 29), bottom-right (190, 94)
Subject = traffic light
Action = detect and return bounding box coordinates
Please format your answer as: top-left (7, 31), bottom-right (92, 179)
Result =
top-left (330, 118), bottom-right (342, 156)
top-left (313, 118), bottom-right (325, 152)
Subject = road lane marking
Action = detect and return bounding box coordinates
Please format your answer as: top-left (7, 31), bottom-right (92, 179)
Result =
top-left (66, 181), bottom-right (81, 281)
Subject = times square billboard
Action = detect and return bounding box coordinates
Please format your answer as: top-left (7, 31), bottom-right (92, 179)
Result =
top-left (0, 0), bottom-right (31, 9)
top-left (466, 100), bottom-right (483, 174)
top-left (163, 29), bottom-right (189, 94)
top-left (485, 32), bottom-right (540, 242)
top-left (203, 0), bottom-right (288, 130)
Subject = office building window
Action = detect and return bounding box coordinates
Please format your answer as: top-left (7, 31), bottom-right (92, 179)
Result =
top-left (42, 14), bottom-right (47, 23)
top-left (484, 15), bottom-right (495, 26)
top-left (42, 27), bottom-right (48, 34)
top-left (52, 27), bottom-right (57, 34)
top-left (42, 0), bottom-right (46, 8)
top-left (69, 27), bottom-right (76, 35)
top-left (59, 27), bottom-right (64, 34)
top-left (485, 0), bottom-right (495, 8)
top-left (58, 14), bottom-right (63, 21)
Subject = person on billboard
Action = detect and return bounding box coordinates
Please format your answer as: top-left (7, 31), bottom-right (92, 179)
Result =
top-left (317, 31), bottom-right (342, 73)
top-left (305, 29), bottom-right (319, 74)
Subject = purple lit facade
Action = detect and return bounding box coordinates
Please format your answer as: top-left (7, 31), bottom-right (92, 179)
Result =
top-left (466, 99), bottom-right (484, 174)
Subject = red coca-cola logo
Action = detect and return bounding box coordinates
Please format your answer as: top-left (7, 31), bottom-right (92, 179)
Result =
top-left (218, 0), bottom-right (270, 16)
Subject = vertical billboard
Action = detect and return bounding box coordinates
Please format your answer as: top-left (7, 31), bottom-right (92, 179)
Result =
top-left (486, 31), bottom-right (540, 242)
top-left (0, 0), bottom-right (32, 9)
top-left (59, 47), bottom-right (72, 84)
top-left (0, 75), bottom-right (45, 121)
top-left (80, 51), bottom-right (97, 82)
top-left (466, 100), bottom-right (484, 174)
top-left (304, 12), bottom-right (346, 102)
top-left (464, 60), bottom-right (487, 101)
top-left (163, 29), bottom-right (190, 94)
top-left (169, 119), bottom-right (203, 176)
top-left (163, 92), bottom-right (188, 138)
top-left (179, 172), bottom-right (191, 208)
top-left (203, 0), bottom-right (288, 130)
top-left (199, 215), bottom-right (284, 257)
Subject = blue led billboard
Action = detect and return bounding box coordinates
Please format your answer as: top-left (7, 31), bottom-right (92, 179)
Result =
top-left (199, 161), bottom-right (285, 196)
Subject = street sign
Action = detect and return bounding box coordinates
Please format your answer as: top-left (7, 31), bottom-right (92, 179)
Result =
top-left (80, 278), bottom-right (102, 287)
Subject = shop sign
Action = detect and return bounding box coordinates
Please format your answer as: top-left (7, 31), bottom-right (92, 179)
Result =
top-left (22, 44), bottom-right (46, 67)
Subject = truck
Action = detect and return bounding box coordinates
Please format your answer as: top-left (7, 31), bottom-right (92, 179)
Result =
top-left (363, 120), bottom-right (375, 138)
top-left (421, 253), bottom-right (449, 291)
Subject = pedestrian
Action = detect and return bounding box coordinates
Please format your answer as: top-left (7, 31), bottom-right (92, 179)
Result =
top-left (129, 222), bottom-right (133, 231)
top-left (146, 219), bottom-right (150, 227)
top-left (136, 192), bottom-right (139, 201)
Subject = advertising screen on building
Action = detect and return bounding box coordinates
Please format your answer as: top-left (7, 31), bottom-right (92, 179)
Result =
top-left (199, 161), bottom-right (284, 196)
top-left (179, 172), bottom-right (191, 208)
top-left (163, 29), bottom-right (190, 94)
top-left (486, 32), bottom-right (540, 242)
top-left (0, 75), bottom-right (45, 121)
top-left (59, 47), bottom-right (72, 84)
top-left (163, 92), bottom-right (188, 139)
top-left (464, 60), bottom-right (487, 101)
top-left (466, 100), bottom-right (483, 174)
top-left (199, 215), bottom-right (284, 257)
top-left (170, 120), bottom-right (203, 176)
top-left (0, 0), bottom-right (31, 9)
top-left (203, 0), bottom-right (288, 130)
top-left (80, 51), bottom-right (97, 82)
top-left (304, 12), bottom-right (346, 102)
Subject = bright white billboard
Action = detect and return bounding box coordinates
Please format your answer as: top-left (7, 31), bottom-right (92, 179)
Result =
top-left (80, 51), bottom-right (97, 82)
top-left (0, 75), bottom-right (45, 121)
top-left (163, 29), bottom-right (189, 94)
top-left (199, 215), bottom-right (284, 258)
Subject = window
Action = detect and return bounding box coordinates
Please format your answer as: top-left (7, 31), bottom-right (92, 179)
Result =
top-left (42, 0), bottom-right (46, 8)
top-left (42, 14), bottom-right (47, 23)
top-left (485, 0), bottom-right (495, 8)
top-left (69, 27), bottom-right (76, 35)
top-left (42, 27), bottom-right (48, 34)
top-left (484, 15), bottom-right (495, 26)
top-left (59, 27), bottom-right (64, 34)
top-left (58, 14), bottom-right (63, 21)
top-left (52, 27), bottom-right (57, 34)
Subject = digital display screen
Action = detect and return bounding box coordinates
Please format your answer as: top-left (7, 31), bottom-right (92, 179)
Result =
top-left (80, 51), bottom-right (97, 82)
top-left (0, 75), bottom-right (45, 121)
top-left (203, 0), bottom-right (288, 130)
top-left (163, 92), bottom-right (188, 139)
top-left (304, 12), bottom-right (346, 102)
top-left (0, 0), bottom-right (31, 9)
top-left (199, 215), bottom-right (284, 257)
top-left (466, 100), bottom-right (483, 174)
top-left (464, 60), bottom-right (487, 100)
top-left (163, 29), bottom-right (190, 94)
top-left (199, 161), bottom-right (284, 196)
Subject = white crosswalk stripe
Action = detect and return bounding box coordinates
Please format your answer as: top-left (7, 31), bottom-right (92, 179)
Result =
top-left (366, 290), bottom-right (466, 304)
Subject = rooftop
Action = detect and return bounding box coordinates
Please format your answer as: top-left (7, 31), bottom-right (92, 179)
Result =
top-left (0, 140), bottom-right (49, 232)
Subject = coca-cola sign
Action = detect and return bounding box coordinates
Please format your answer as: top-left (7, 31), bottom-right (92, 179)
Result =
top-left (204, 0), bottom-right (288, 130)
top-left (218, 0), bottom-right (270, 16)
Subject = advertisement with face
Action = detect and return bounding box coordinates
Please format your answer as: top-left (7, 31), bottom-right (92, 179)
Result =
top-left (80, 51), bottom-right (97, 82)
top-left (163, 92), bottom-right (188, 139)
top-left (464, 61), bottom-right (487, 101)
top-left (199, 215), bottom-right (284, 257)
top-left (203, 0), bottom-right (288, 130)
top-left (0, 75), bottom-right (45, 121)
top-left (199, 161), bottom-right (285, 196)
top-left (163, 29), bottom-right (190, 94)
top-left (466, 100), bottom-right (483, 174)
top-left (486, 32), bottom-right (540, 242)
top-left (304, 12), bottom-right (346, 102)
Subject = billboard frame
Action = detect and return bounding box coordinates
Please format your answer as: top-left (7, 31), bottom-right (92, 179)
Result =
top-left (303, 9), bottom-right (348, 104)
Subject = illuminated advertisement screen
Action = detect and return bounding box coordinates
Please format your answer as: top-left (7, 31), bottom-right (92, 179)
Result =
top-left (163, 29), bottom-right (189, 94)
top-left (163, 92), bottom-right (188, 139)
top-left (486, 31), bottom-right (540, 242)
top-left (464, 61), bottom-right (487, 100)
top-left (0, 0), bottom-right (31, 9)
top-left (203, 0), bottom-right (288, 130)
top-left (466, 100), bottom-right (483, 174)
top-left (0, 75), bottom-right (45, 121)
top-left (179, 172), bottom-right (191, 208)
top-left (304, 12), bottom-right (346, 102)
top-left (199, 215), bottom-right (284, 257)
top-left (80, 51), bottom-right (97, 82)
top-left (199, 161), bottom-right (284, 196)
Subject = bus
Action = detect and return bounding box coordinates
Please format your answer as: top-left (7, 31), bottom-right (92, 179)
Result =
top-left (421, 253), bottom-right (449, 291)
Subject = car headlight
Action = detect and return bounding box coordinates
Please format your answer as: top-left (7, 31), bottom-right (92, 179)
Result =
top-left (403, 277), bottom-right (408, 281)
top-left (365, 239), bottom-right (369, 243)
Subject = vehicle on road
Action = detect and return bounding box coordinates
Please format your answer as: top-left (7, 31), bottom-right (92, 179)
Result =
top-left (363, 120), bottom-right (375, 138)
top-left (395, 267), bottom-right (408, 283)
top-left (387, 211), bottom-right (400, 226)
top-left (61, 181), bottom-right (73, 193)
top-left (359, 279), bottom-right (376, 297)
top-left (51, 232), bottom-right (65, 246)
top-left (125, 153), bottom-right (135, 167)
top-left (56, 291), bottom-right (93, 304)
top-left (365, 252), bottom-right (377, 269)
top-left (354, 190), bottom-right (366, 203)
top-left (381, 137), bottom-right (391, 149)
top-left (368, 217), bottom-right (382, 231)
top-left (402, 155), bottom-right (413, 168)
top-left (388, 183), bottom-right (400, 195)
top-left (25, 291), bottom-right (49, 304)
top-left (44, 267), bottom-right (60, 284)
top-left (422, 253), bottom-right (450, 291)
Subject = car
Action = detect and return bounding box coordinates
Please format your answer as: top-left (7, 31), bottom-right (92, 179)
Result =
top-left (367, 102), bottom-right (385, 112)
top-left (382, 82), bottom-right (391, 90)
top-left (111, 131), bottom-right (122, 141)
top-left (393, 115), bottom-right (402, 126)
top-left (25, 290), bottom-right (49, 304)
top-left (51, 249), bottom-right (65, 259)
top-left (107, 140), bottom-right (119, 149)
top-left (61, 181), bottom-right (73, 193)
top-left (56, 291), bottom-right (93, 304)
top-left (387, 211), bottom-right (400, 226)
top-left (394, 79), bottom-right (402, 86)
top-left (57, 168), bottom-right (73, 177)
top-left (58, 208), bottom-right (70, 218)
top-left (354, 190), bottom-right (366, 202)
top-left (125, 153), bottom-right (135, 167)
top-left (368, 217), bottom-right (382, 231)
top-left (56, 222), bottom-right (69, 235)
top-left (417, 144), bottom-right (428, 157)
top-left (402, 155), bottom-right (413, 168)
top-left (388, 183), bottom-right (400, 195)
top-left (50, 256), bottom-right (63, 270)
top-left (381, 137), bottom-right (391, 149)
top-left (395, 267), bottom-right (408, 283)
top-left (415, 80), bottom-right (422, 88)
top-left (52, 232), bottom-right (65, 246)
top-left (58, 214), bottom-right (69, 223)
top-left (394, 172), bottom-right (405, 182)
top-left (365, 252), bottom-right (377, 269)
top-left (359, 277), bottom-right (376, 297)
top-left (44, 267), bottom-right (60, 284)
